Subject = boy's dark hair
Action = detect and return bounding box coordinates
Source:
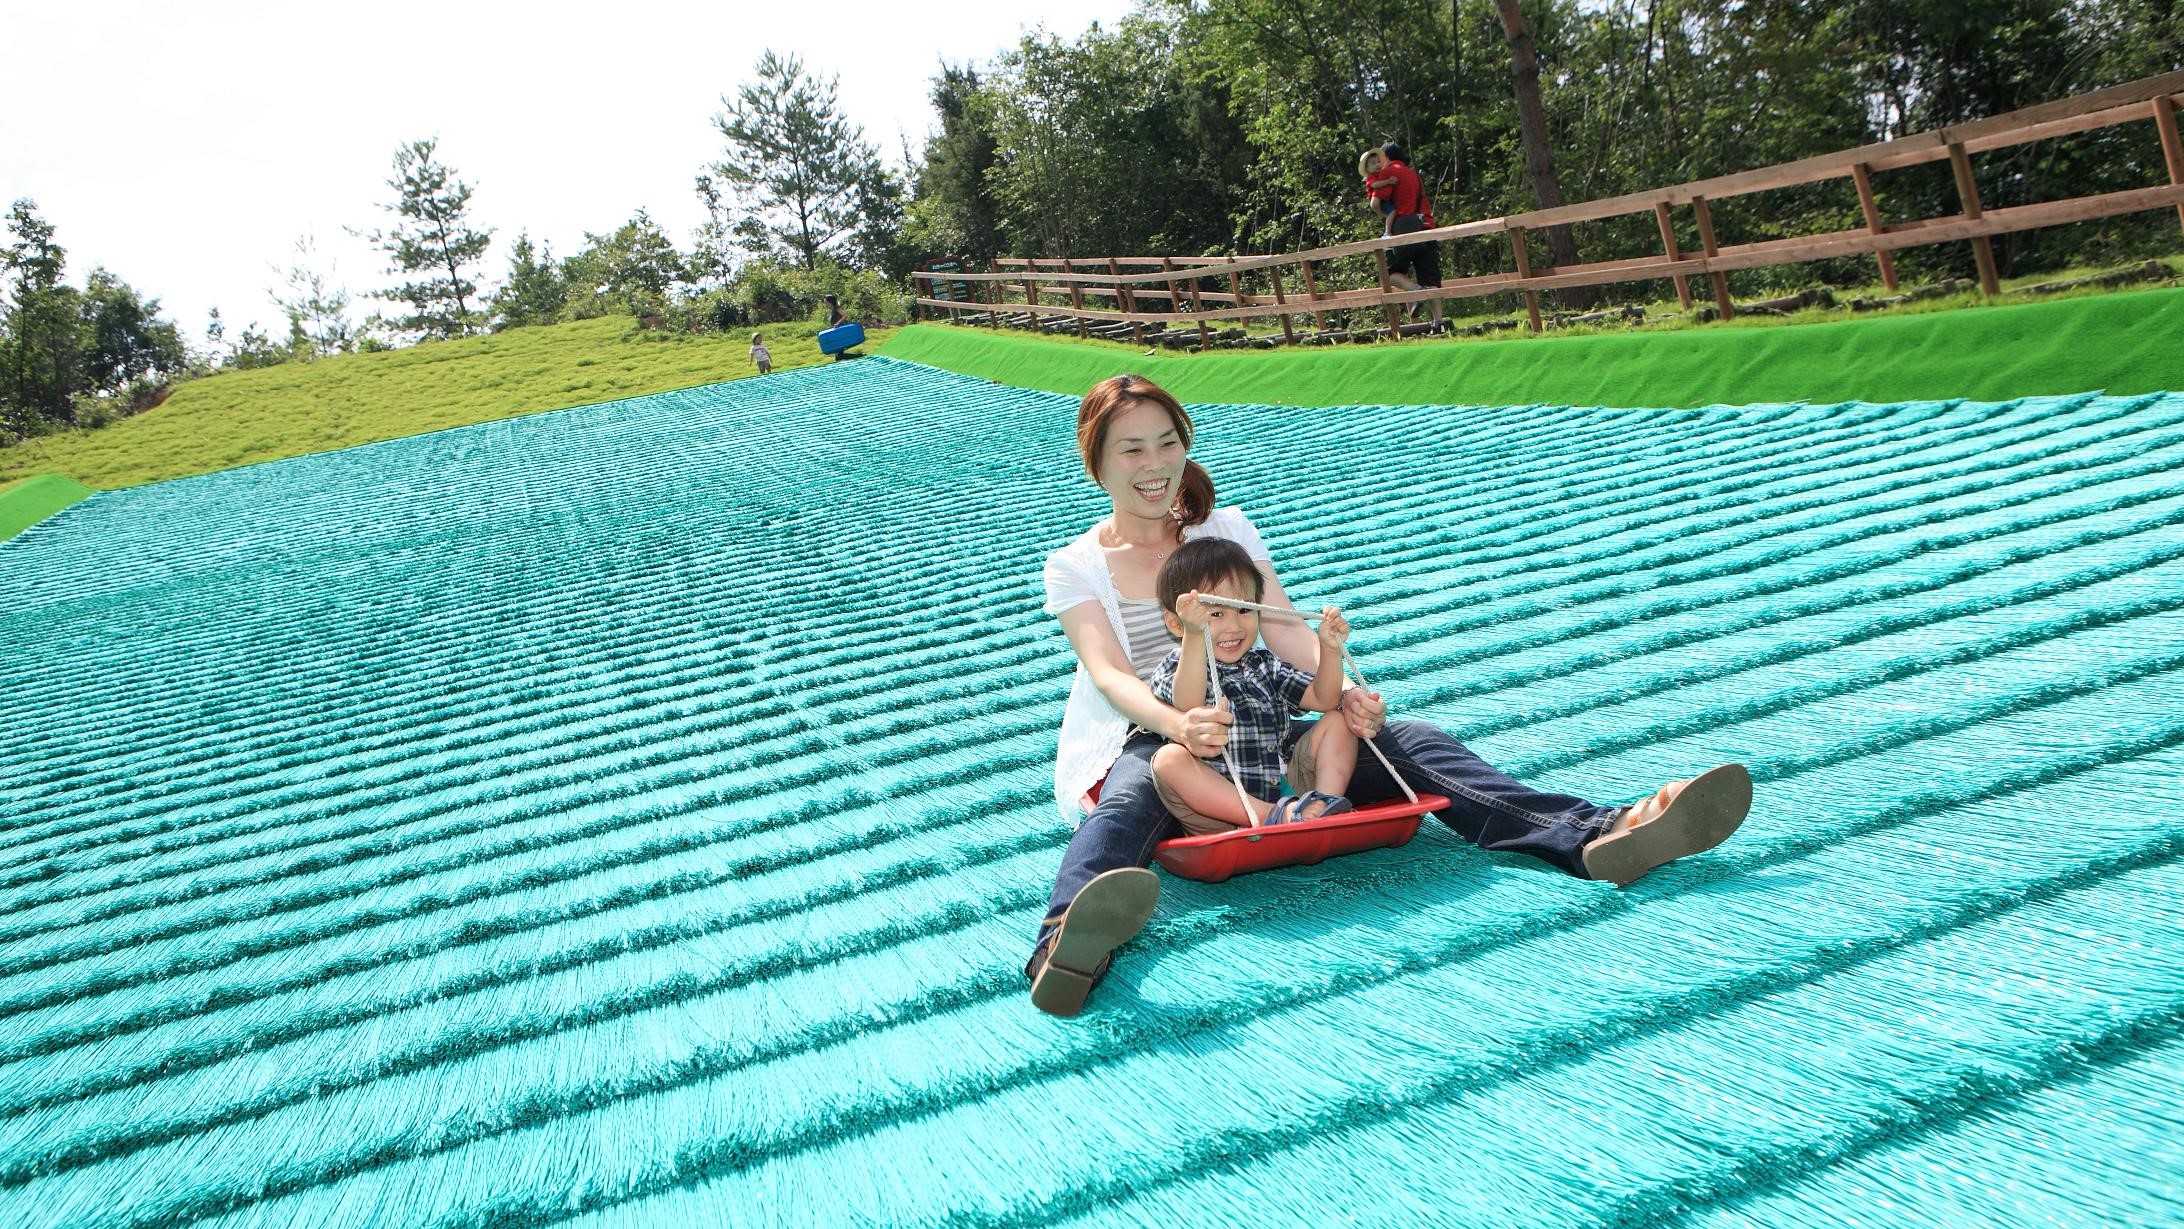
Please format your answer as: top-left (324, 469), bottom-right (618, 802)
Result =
top-left (1157, 538), bottom-right (1264, 613)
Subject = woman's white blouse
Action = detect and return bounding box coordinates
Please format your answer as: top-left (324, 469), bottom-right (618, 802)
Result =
top-left (1041, 506), bottom-right (1272, 825)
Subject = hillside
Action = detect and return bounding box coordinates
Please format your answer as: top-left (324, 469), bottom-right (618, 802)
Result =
top-left (885, 281), bottom-right (2184, 409)
top-left (0, 315), bottom-right (891, 492)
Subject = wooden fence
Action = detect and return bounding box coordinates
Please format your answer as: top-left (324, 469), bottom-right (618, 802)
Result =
top-left (911, 70), bottom-right (2184, 348)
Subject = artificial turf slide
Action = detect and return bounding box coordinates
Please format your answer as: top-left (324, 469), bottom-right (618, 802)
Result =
top-left (0, 474), bottom-right (94, 543)
top-left (3, 356), bottom-right (2180, 1226)
top-left (883, 282), bottom-right (2184, 408)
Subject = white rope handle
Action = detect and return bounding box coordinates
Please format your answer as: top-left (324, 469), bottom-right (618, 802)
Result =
top-left (1197, 593), bottom-right (1420, 806)
top-left (1203, 626), bottom-right (1263, 824)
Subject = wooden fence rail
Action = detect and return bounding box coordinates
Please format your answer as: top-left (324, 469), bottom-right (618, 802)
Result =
top-left (911, 70), bottom-right (2184, 345)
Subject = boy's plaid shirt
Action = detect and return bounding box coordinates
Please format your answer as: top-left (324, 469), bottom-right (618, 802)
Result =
top-left (1150, 645), bottom-right (1314, 799)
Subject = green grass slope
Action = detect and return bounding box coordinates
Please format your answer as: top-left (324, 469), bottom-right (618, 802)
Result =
top-left (0, 475), bottom-right (94, 542)
top-left (884, 283), bottom-right (2184, 407)
top-left (0, 315), bottom-right (892, 492)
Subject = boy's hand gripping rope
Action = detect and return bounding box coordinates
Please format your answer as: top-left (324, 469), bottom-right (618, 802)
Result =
top-left (1200, 626), bottom-right (1263, 824)
top-left (1197, 594), bottom-right (1421, 806)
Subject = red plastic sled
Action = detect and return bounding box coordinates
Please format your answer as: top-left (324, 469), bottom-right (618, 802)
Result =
top-left (1084, 780), bottom-right (1449, 884)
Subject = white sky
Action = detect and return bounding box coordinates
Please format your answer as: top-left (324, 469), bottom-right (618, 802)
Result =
top-left (0, 0), bottom-right (1137, 345)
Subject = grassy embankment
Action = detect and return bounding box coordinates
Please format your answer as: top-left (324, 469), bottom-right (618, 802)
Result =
top-left (0, 314), bottom-right (889, 493)
top-left (886, 279), bottom-right (2184, 409)
top-left (7, 271), bottom-right (2183, 540)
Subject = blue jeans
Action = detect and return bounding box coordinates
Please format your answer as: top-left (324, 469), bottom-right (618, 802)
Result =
top-left (1026, 720), bottom-right (1622, 979)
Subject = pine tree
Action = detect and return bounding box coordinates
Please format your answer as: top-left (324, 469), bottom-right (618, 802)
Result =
top-left (364, 138), bottom-right (493, 340)
top-left (711, 52), bottom-right (894, 269)
top-left (489, 232), bottom-right (567, 331)
top-left (1, 199), bottom-right (82, 430)
top-left (269, 235), bottom-right (355, 358)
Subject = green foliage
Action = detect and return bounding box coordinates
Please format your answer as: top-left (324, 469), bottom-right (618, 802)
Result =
top-left (81, 268), bottom-right (185, 388)
top-left (905, 66), bottom-right (1003, 264)
top-left (222, 321), bottom-right (294, 371)
top-left (561, 210), bottom-right (689, 321)
top-left (720, 257), bottom-right (908, 327)
top-left (268, 235), bottom-right (355, 359)
top-left (2, 199), bottom-right (82, 432)
top-left (0, 200), bottom-right (186, 441)
top-left (711, 51), bottom-right (901, 271)
top-left (974, 14), bottom-right (1249, 258)
top-left (363, 137), bottom-right (494, 341)
top-left (490, 232), bottom-right (567, 331)
top-left (901, 0), bottom-right (2184, 287)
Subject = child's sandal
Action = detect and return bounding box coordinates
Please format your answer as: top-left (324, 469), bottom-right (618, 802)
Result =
top-left (1266, 790), bottom-right (1354, 826)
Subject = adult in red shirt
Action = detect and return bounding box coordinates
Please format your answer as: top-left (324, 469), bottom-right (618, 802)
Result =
top-left (1374, 144), bottom-right (1442, 326)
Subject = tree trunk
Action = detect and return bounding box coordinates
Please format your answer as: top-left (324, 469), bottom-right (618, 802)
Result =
top-left (1493, 0), bottom-right (1589, 306)
top-left (1449, 0), bottom-right (1465, 191)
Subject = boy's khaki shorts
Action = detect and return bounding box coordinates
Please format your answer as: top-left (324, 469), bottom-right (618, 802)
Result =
top-left (1154, 734), bottom-right (1327, 837)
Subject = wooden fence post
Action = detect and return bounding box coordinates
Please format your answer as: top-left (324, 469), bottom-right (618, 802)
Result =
top-left (1225, 255), bottom-right (1249, 343)
top-left (1110, 258), bottom-right (1144, 346)
top-left (1165, 257), bottom-right (1211, 349)
top-left (1064, 259), bottom-right (1089, 339)
top-left (1375, 246), bottom-right (1404, 339)
top-left (1301, 259), bottom-right (1327, 334)
top-left (2154, 95), bottom-right (2184, 232)
top-left (1184, 267), bottom-right (1212, 347)
top-left (1268, 264), bottom-right (1296, 345)
top-left (1850, 163), bottom-right (1900, 291)
top-left (1509, 226), bottom-right (1543, 334)
top-left (1690, 196), bottom-right (1734, 320)
top-left (986, 261), bottom-right (1000, 329)
top-left (1023, 271), bottom-right (1044, 331)
top-left (1653, 202), bottom-right (1694, 309)
top-left (1947, 142), bottom-right (2002, 295)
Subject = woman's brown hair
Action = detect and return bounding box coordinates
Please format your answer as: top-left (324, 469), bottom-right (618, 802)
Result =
top-left (1075, 374), bottom-right (1216, 527)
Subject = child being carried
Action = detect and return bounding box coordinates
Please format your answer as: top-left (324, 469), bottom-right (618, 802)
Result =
top-left (1148, 538), bottom-right (1360, 834)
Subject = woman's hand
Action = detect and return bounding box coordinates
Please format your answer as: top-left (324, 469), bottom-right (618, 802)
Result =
top-left (1340, 686), bottom-right (1385, 739)
top-left (1177, 700), bottom-right (1234, 759)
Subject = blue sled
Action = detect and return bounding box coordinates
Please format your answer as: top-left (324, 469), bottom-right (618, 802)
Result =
top-left (818, 322), bottom-right (865, 356)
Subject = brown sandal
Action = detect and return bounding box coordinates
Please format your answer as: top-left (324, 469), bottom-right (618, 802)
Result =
top-left (1029, 867), bottom-right (1161, 1017)
top-left (1581, 763), bottom-right (1753, 887)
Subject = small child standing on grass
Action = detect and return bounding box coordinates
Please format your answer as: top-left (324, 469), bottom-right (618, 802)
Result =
top-left (1148, 538), bottom-right (1359, 834)
top-left (749, 332), bottom-right (773, 374)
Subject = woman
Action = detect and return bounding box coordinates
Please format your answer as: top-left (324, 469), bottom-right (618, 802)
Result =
top-left (1027, 375), bottom-right (1753, 1017)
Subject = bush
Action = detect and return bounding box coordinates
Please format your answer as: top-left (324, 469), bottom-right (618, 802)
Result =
top-left (717, 259), bottom-right (911, 329)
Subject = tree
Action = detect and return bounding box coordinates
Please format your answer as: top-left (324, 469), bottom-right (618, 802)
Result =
top-left (270, 235), bottom-right (355, 358)
top-left (80, 268), bottom-right (184, 391)
top-left (1, 199), bottom-right (81, 430)
top-left (908, 65), bottom-right (1003, 263)
top-left (1493, 0), bottom-right (1584, 299)
top-left (1180, 0), bottom-right (1449, 253)
top-left (689, 174), bottom-right (739, 289)
top-left (978, 15), bottom-right (1248, 258)
top-left (561, 210), bottom-right (689, 320)
top-left (222, 322), bottom-right (290, 371)
top-left (489, 231), bottom-right (566, 331)
top-left (711, 51), bottom-right (896, 269)
top-left (364, 138), bottom-right (493, 340)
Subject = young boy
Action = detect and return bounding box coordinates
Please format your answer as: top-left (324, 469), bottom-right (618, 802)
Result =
top-left (1361, 147), bottom-right (1399, 235)
top-left (749, 332), bottom-right (773, 374)
top-left (1148, 538), bottom-right (1359, 834)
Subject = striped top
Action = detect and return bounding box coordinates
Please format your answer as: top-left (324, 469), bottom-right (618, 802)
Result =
top-left (1117, 597), bottom-right (1179, 680)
